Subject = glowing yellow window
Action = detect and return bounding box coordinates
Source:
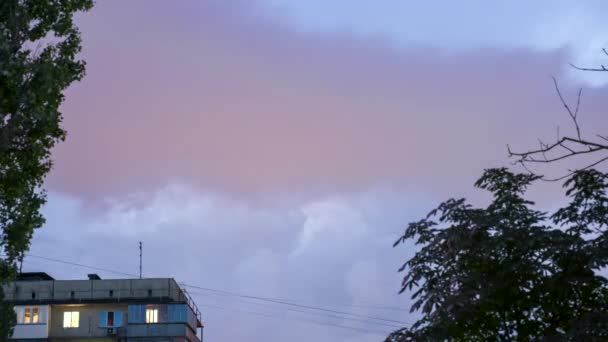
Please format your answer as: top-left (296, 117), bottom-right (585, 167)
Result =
top-left (146, 307), bottom-right (158, 323)
top-left (32, 307), bottom-right (39, 323)
top-left (63, 311), bottom-right (79, 328)
top-left (24, 308), bottom-right (31, 324)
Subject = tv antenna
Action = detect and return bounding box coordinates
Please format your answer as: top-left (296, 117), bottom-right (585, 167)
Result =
top-left (139, 241), bottom-right (142, 279)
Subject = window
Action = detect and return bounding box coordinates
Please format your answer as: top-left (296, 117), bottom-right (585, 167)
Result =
top-left (32, 307), bottom-right (39, 323)
top-left (99, 311), bottom-right (122, 327)
top-left (146, 306), bottom-right (158, 323)
top-left (63, 311), bottom-right (79, 328)
top-left (16, 306), bottom-right (42, 324)
top-left (24, 307), bottom-right (31, 323)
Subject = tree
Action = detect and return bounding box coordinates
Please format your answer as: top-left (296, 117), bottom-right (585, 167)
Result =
top-left (386, 168), bottom-right (608, 341)
top-left (508, 51), bottom-right (608, 181)
top-left (0, 0), bottom-right (93, 338)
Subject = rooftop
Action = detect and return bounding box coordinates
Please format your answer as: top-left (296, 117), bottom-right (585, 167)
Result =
top-left (3, 273), bottom-right (202, 327)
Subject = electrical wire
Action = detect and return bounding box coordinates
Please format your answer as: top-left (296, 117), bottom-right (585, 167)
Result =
top-left (8, 253), bottom-right (413, 332)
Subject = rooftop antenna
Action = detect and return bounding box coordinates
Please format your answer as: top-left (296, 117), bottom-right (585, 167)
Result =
top-left (139, 241), bottom-right (142, 279)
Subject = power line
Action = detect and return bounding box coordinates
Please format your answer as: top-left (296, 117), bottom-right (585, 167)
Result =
top-left (17, 253), bottom-right (413, 329)
top-left (22, 253), bottom-right (407, 314)
top-left (186, 290), bottom-right (403, 329)
top-left (181, 283), bottom-right (410, 326)
top-left (197, 303), bottom-right (393, 335)
top-left (26, 254), bottom-right (139, 278)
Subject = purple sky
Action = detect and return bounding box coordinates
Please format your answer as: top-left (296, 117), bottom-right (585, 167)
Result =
top-left (22, 1), bottom-right (608, 341)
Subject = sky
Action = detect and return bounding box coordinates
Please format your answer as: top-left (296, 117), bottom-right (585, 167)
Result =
top-left (19, 1), bottom-right (608, 341)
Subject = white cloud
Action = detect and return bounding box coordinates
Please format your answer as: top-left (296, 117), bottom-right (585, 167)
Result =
top-left (24, 185), bottom-right (430, 341)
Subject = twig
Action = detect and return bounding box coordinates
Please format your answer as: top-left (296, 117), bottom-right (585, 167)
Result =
top-left (508, 137), bottom-right (608, 157)
top-left (569, 63), bottom-right (608, 72)
top-left (552, 77), bottom-right (582, 140)
top-left (558, 141), bottom-right (576, 154)
top-left (542, 156), bottom-right (608, 182)
top-left (518, 146), bottom-right (604, 164)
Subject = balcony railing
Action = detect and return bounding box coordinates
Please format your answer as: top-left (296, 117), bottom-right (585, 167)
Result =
top-left (5, 278), bottom-right (203, 328)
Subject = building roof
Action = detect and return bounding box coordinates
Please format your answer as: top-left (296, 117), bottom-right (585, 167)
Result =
top-left (15, 272), bottom-right (55, 281)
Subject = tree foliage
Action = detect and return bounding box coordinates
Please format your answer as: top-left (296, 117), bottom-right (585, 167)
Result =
top-left (387, 168), bottom-right (608, 341)
top-left (0, 0), bottom-right (93, 338)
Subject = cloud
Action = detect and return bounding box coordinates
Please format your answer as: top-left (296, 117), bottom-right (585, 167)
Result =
top-left (48, 0), bottom-right (608, 200)
top-left (258, 0), bottom-right (608, 86)
top-left (24, 186), bottom-right (430, 341)
top-left (26, 2), bottom-right (608, 341)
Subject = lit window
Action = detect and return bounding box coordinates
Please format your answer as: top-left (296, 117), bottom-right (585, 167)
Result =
top-left (32, 307), bottom-right (39, 324)
top-left (17, 306), bottom-right (42, 324)
top-left (146, 307), bottom-right (158, 323)
top-left (63, 311), bottom-right (79, 328)
top-left (24, 308), bottom-right (31, 324)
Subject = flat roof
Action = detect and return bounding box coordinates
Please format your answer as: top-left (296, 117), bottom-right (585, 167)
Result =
top-left (16, 272), bottom-right (55, 281)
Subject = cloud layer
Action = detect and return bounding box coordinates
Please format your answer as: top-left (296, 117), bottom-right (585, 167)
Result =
top-left (50, 0), bottom-right (608, 199)
top-left (259, 0), bottom-right (608, 86)
top-left (28, 1), bottom-right (608, 341)
top-left (25, 187), bottom-right (430, 341)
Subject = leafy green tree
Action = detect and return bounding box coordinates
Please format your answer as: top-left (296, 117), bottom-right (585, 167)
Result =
top-left (0, 0), bottom-right (93, 338)
top-left (387, 168), bottom-right (608, 341)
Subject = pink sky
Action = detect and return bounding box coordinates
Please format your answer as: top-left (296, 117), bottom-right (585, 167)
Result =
top-left (48, 0), bottom-right (608, 200)
top-left (25, 2), bottom-right (608, 341)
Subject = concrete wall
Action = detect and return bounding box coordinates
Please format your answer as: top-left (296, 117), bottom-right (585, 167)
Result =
top-left (48, 303), bottom-right (127, 339)
top-left (3, 278), bottom-right (184, 303)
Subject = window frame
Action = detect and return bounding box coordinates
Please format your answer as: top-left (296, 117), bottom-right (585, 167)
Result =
top-left (145, 306), bottom-right (159, 324)
top-left (63, 311), bottom-right (80, 328)
top-left (17, 306), bottom-right (42, 325)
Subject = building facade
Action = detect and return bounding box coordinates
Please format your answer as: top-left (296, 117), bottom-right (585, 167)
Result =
top-left (3, 273), bottom-right (203, 342)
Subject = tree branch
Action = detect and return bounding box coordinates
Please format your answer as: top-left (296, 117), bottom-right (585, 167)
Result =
top-left (552, 77), bottom-right (582, 140)
top-left (508, 74), bottom-right (608, 180)
top-left (569, 63), bottom-right (608, 72)
top-left (542, 155), bottom-right (608, 182)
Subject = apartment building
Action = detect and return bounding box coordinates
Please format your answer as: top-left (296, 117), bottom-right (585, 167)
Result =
top-left (2, 272), bottom-right (203, 342)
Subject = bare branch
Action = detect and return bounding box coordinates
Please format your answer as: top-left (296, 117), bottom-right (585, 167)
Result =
top-left (518, 146), bottom-right (604, 164)
top-left (552, 77), bottom-right (582, 140)
top-left (509, 56), bottom-right (608, 181)
top-left (518, 161), bottom-right (537, 175)
top-left (538, 139), bottom-right (549, 161)
top-left (569, 63), bottom-right (608, 72)
top-left (542, 156), bottom-right (608, 182)
top-left (558, 141), bottom-right (576, 154)
top-left (574, 88), bottom-right (582, 118)
top-left (508, 137), bottom-right (608, 158)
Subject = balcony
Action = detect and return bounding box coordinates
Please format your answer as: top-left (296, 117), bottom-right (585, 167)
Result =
top-left (4, 278), bottom-right (202, 327)
top-left (118, 323), bottom-right (201, 342)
